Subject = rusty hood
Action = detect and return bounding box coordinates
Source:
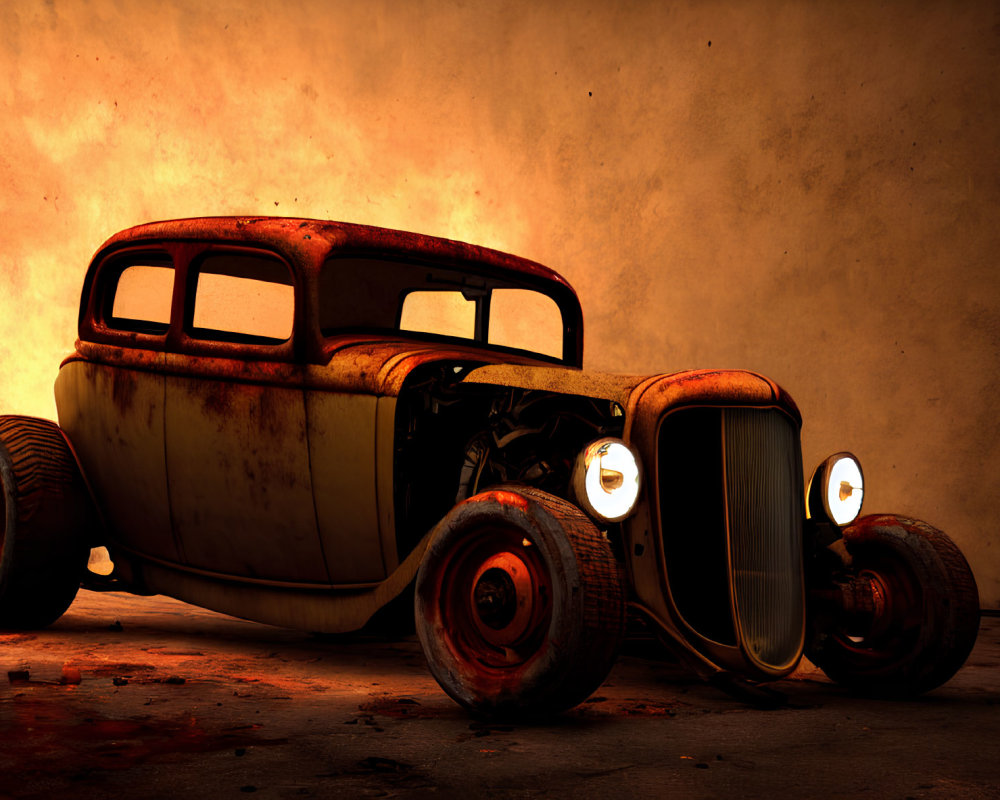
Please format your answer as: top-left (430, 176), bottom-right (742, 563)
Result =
top-left (461, 363), bottom-right (802, 425)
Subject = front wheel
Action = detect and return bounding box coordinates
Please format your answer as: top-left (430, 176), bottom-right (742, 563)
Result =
top-left (415, 487), bottom-right (625, 717)
top-left (807, 515), bottom-right (980, 696)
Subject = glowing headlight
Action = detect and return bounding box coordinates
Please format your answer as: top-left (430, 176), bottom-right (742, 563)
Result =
top-left (808, 452), bottom-right (864, 526)
top-left (571, 438), bottom-right (642, 523)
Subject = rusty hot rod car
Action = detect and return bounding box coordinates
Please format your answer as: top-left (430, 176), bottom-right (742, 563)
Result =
top-left (0, 217), bottom-right (981, 715)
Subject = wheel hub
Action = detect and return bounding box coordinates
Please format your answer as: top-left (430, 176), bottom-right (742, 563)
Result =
top-left (469, 552), bottom-right (536, 647)
top-left (473, 568), bottom-right (519, 630)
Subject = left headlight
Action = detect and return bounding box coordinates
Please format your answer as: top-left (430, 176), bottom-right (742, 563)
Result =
top-left (807, 452), bottom-right (864, 526)
top-left (571, 437), bottom-right (642, 523)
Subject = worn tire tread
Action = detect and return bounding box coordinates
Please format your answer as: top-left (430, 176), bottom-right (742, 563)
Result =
top-left (517, 486), bottom-right (626, 713)
top-left (809, 514), bottom-right (979, 696)
top-left (0, 415), bottom-right (92, 630)
top-left (416, 486), bottom-right (625, 716)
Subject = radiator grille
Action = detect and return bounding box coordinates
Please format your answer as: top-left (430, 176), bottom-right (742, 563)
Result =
top-left (724, 408), bottom-right (804, 668)
top-left (658, 407), bottom-right (804, 670)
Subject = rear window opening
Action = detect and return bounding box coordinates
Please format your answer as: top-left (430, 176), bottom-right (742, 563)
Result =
top-left (107, 261), bottom-right (174, 335)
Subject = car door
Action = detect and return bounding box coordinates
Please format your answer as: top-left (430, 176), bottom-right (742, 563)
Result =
top-left (304, 387), bottom-right (392, 584)
top-left (55, 253), bottom-right (179, 565)
top-left (163, 250), bottom-right (329, 584)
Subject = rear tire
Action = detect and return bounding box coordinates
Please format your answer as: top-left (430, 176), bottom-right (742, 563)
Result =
top-left (0, 416), bottom-right (93, 630)
top-left (807, 515), bottom-right (980, 696)
top-left (415, 486), bottom-right (624, 717)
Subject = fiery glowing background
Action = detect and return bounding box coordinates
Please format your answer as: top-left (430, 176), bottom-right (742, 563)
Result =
top-left (1, 1), bottom-right (998, 606)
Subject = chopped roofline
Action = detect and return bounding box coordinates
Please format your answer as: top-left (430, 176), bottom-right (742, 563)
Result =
top-left (93, 216), bottom-right (577, 295)
top-left (81, 216), bottom-right (586, 367)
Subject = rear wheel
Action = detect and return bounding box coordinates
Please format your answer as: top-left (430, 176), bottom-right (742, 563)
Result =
top-left (415, 486), bottom-right (624, 717)
top-left (807, 515), bottom-right (980, 696)
top-left (0, 416), bottom-right (93, 630)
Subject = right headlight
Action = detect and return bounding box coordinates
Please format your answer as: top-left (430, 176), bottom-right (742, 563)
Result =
top-left (807, 452), bottom-right (864, 526)
top-left (571, 437), bottom-right (642, 523)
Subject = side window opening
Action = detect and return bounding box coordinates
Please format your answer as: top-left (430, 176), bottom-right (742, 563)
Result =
top-left (399, 290), bottom-right (477, 340)
top-left (107, 262), bottom-right (174, 335)
top-left (488, 289), bottom-right (563, 360)
top-left (189, 253), bottom-right (294, 345)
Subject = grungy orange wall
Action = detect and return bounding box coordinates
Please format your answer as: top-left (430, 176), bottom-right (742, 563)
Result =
top-left (1, 1), bottom-right (998, 607)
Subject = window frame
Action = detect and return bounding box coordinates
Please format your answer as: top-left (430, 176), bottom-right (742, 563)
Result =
top-left (318, 255), bottom-right (579, 366)
top-left (83, 243), bottom-right (300, 363)
top-left (90, 249), bottom-right (176, 345)
top-left (184, 250), bottom-right (297, 348)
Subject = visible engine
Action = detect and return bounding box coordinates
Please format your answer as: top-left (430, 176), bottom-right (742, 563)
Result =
top-left (394, 362), bottom-right (624, 557)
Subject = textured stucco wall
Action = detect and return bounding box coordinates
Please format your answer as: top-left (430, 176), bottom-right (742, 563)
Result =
top-left (2, 0), bottom-right (998, 606)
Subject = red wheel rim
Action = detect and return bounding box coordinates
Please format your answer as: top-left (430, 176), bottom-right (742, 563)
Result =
top-left (831, 553), bottom-right (923, 661)
top-left (432, 526), bottom-right (552, 671)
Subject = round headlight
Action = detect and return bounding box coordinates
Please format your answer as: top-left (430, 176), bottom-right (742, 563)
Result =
top-left (808, 452), bottom-right (864, 526)
top-left (571, 438), bottom-right (642, 523)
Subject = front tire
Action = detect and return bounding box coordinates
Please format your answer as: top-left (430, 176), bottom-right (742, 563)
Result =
top-left (0, 416), bottom-right (93, 630)
top-left (415, 486), bottom-right (624, 717)
top-left (807, 515), bottom-right (980, 696)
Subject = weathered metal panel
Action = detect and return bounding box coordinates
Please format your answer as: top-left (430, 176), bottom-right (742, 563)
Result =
top-left (163, 355), bottom-right (327, 583)
top-left (313, 338), bottom-right (544, 397)
top-left (305, 390), bottom-right (384, 583)
top-left (137, 524), bottom-right (433, 633)
top-left (462, 363), bottom-right (647, 404)
top-left (54, 357), bottom-right (179, 563)
top-left (375, 396), bottom-right (399, 571)
top-left (626, 369), bottom-right (801, 432)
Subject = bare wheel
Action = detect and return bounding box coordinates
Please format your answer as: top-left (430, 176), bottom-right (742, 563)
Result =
top-left (807, 515), bottom-right (980, 696)
top-left (0, 416), bottom-right (94, 630)
top-left (415, 486), bottom-right (624, 717)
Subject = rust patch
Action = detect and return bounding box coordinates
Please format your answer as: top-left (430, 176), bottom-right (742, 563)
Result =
top-left (199, 380), bottom-right (236, 420)
top-left (463, 363), bottom-right (645, 404)
top-left (68, 341), bottom-right (164, 371)
top-left (629, 368), bottom-right (800, 427)
top-left (253, 382), bottom-right (288, 437)
top-left (474, 489), bottom-right (530, 511)
top-left (109, 367), bottom-right (138, 414)
top-left (93, 217), bottom-right (575, 293)
top-left (167, 352), bottom-right (303, 383)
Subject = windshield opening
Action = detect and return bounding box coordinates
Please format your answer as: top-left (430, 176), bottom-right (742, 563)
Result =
top-left (319, 257), bottom-right (566, 362)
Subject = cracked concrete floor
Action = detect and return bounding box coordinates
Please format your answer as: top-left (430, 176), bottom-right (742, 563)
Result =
top-left (2, 590), bottom-right (998, 799)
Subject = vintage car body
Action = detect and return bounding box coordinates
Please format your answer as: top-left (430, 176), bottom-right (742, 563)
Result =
top-left (0, 217), bottom-right (980, 715)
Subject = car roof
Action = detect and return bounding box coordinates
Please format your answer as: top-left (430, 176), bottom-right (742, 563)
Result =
top-left (95, 216), bottom-right (577, 294)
